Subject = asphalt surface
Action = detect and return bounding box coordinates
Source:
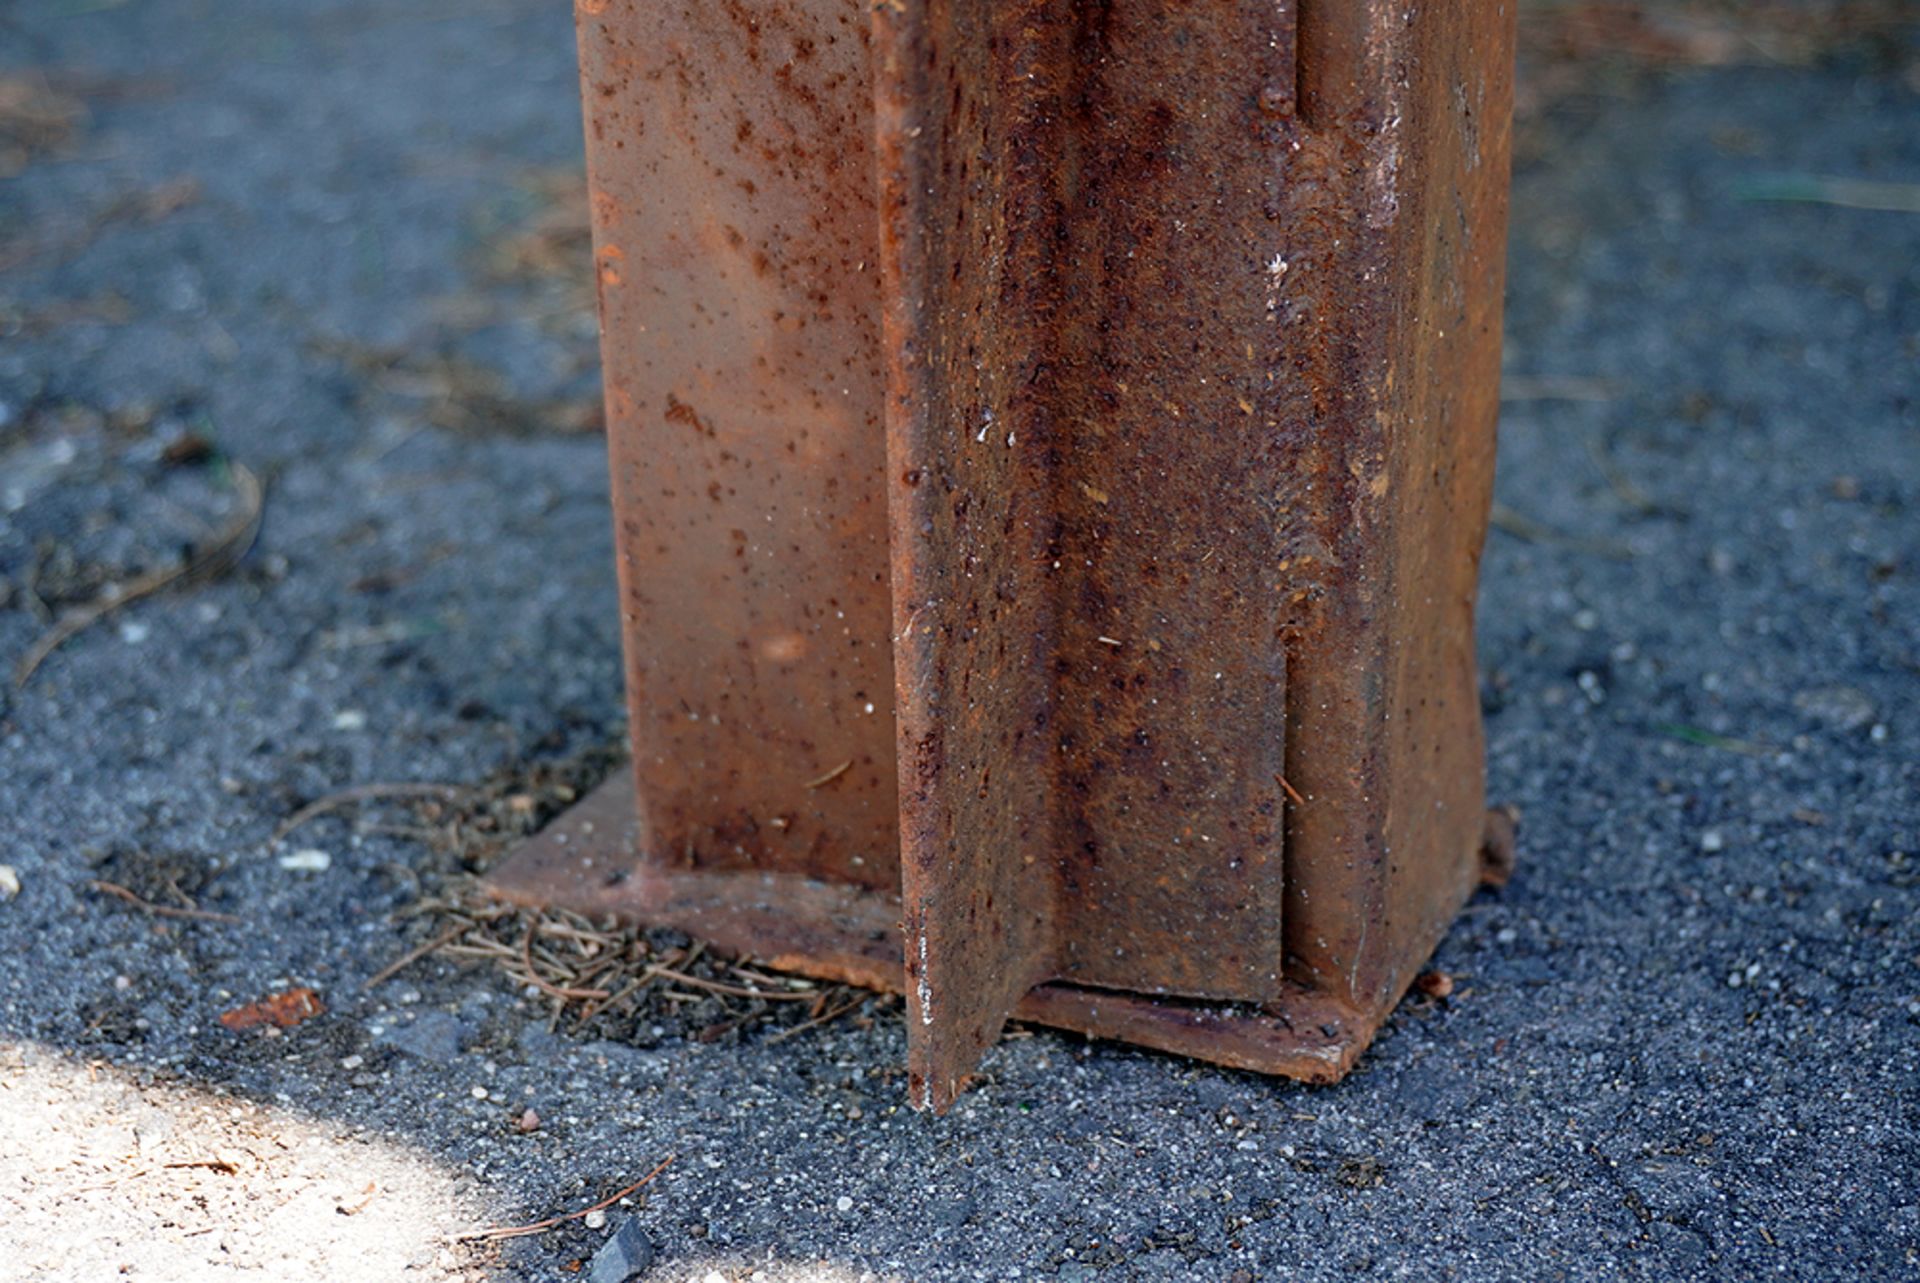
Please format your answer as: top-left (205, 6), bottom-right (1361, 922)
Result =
top-left (2, 2), bottom-right (1916, 1280)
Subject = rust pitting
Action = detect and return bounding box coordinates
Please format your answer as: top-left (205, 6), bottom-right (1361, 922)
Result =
top-left (489, 0), bottom-right (1517, 1112)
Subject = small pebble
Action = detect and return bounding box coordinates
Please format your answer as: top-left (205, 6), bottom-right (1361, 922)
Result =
top-left (470, 1085), bottom-right (489, 1100)
top-left (375, 1010), bottom-right (469, 1064)
top-left (1793, 686), bottom-right (1876, 733)
top-left (1699, 830), bottom-right (1724, 853)
top-left (583, 1208), bottom-right (606, 1230)
top-left (278, 848), bottom-right (332, 872)
top-left (0, 864), bottom-right (19, 901)
top-left (586, 1216), bottom-right (655, 1283)
top-left (118, 620), bottom-right (151, 645)
top-left (332, 709), bottom-right (368, 731)
top-left (515, 1108), bottom-right (541, 1133)
top-left (835, 1195), bottom-right (854, 1213)
top-left (930, 1195), bottom-right (976, 1228)
top-left (340, 1054), bottom-right (364, 1070)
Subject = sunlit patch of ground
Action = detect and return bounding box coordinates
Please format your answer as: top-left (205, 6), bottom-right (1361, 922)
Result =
top-left (0, 1042), bottom-right (483, 1281)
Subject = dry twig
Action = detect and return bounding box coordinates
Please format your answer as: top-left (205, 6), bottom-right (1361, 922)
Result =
top-left (1489, 501), bottom-right (1635, 560)
top-left (454, 1154), bottom-right (676, 1243)
top-left (14, 461), bottom-right (263, 688)
top-left (766, 994), bottom-right (869, 1045)
top-left (273, 782), bottom-right (466, 845)
top-left (519, 922), bottom-right (612, 1001)
top-left (88, 880), bottom-right (242, 925)
top-left (363, 920), bottom-right (474, 991)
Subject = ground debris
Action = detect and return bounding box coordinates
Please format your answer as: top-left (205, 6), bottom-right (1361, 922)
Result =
top-left (1335, 1156), bottom-right (1387, 1190)
top-left (274, 742), bottom-right (621, 870)
top-left (483, 169), bottom-right (594, 301)
top-left (293, 747), bottom-right (882, 1044)
top-left (313, 335), bottom-right (602, 438)
top-left (455, 1154), bottom-right (674, 1243)
top-left (0, 177), bottom-right (200, 273)
top-left (0, 72), bottom-right (87, 176)
top-left (89, 879), bottom-right (242, 926)
top-left (386, 885), bottom-right (875, 1048)
top-left (219, 987), bottom-right (326, 1032)
top-left (13, 458), bottom-right (263, 688)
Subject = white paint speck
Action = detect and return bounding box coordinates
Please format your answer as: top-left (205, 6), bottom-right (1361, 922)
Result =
top-left (916, 930), bottom-right (933, 1025)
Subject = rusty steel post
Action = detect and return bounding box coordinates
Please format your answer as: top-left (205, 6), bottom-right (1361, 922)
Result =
top-left (488, 0), bottom-right (1517, 1112)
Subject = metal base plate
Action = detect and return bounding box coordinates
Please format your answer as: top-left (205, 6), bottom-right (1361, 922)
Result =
top-left (485, 773), bottom-right (1399, 1084)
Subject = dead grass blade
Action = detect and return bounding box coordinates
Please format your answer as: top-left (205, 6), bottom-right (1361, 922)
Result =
top-left (454, 1154), bottom-right (676, 1243)
top-left (88, 880), bottom-right (243, 926)
top-left (273, 782), bottom-right (467, 846)
top-left (13, 460), bottom-right (263, 688)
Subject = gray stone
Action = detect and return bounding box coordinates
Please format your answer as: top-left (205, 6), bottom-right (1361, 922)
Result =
top-left (374, 1010), bottom-right (468, 1065)
top-left (1623, 1161), bottom-right (1720, 1217)
top-left (1793, 685), bottom-right (1877, 732)
top-left (1649, 1221), bottom-right (1709, 1270)
top-left (516, 1023), bottom-right (561, 1059)
top-left (931, 1195), bottom-right (976, 1229)
top-left (587, 1216), bottom-right (654, 1283)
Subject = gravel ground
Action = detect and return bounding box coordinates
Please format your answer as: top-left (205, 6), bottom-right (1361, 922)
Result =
top-left (2, 2), bottom-right (1916, 1280)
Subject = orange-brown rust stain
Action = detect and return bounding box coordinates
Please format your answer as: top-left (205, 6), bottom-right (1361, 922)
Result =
top-left (584, 0), bottom-right (896, 890)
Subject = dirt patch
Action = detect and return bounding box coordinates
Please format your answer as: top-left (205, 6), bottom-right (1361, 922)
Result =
top-left (0, 1043), bottom-right (485, 1281)
top-left (273, 746), bottom-right (890, 1050)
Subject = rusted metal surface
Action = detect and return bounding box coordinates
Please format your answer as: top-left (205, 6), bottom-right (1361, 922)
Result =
top-left (582, 0), bottom-right (900, 895)
top-left (489, 0), bottom-right (1516, 1111)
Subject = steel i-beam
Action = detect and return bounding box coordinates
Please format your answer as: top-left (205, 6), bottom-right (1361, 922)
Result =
top-left (487, 0), bottom-right (1518, 1112)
